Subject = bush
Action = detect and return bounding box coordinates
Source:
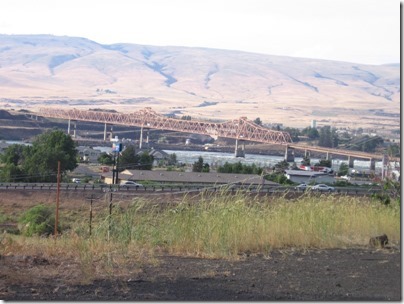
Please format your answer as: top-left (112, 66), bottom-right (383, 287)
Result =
top-left (19, 204), bottom-right (59, 236)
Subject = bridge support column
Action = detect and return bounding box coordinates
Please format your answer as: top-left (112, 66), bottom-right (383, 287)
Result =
top-left (304, 149), bottom-right (310, 157)
top-left (145, 129), bottom-right (150, 146)
top-left (139, 126), bottom-right (144, 149)
top-left (103, 123), bottom-right (107, 141)
top-left (235, 139), bottom-right (245, 158)
top-left (109, 125), bottom-right (114, 141)
top-left (284, 146), bottom-right (295, 162)
top-left (326, 152), bottom-right (332, 161)
top-left (73, 121), bottom-right (77, 138)
top-left (370, 158), bottom-right (376, 171)
top-left (67, 119), bottom-right (71, 135)
top-left (348, 156), bottom-right (354, 168)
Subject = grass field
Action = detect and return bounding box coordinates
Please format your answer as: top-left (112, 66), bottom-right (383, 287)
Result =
top-left (1, 191), bottom-right (399, 280)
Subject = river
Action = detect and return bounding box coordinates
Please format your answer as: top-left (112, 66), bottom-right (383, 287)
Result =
top-left (5, 141), bottom-right (383, 172)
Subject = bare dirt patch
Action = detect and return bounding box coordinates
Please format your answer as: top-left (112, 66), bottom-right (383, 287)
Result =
top-left (0, 248), bottom-right (400, 301)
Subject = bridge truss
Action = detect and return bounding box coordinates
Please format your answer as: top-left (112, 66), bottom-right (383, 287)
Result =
top-left (38, 107), bottom-right (293, 145)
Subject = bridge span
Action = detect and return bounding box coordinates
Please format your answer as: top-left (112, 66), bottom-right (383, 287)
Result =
top-left (37, 107), bottom-right (398, 169)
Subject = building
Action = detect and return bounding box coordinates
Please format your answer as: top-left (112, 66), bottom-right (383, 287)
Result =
top-left (102, 169), bottom-right (277, 186)
top-left (284, 170), bottom-right (335, 184)
top-left (77, 146), bottom-right (103, 163)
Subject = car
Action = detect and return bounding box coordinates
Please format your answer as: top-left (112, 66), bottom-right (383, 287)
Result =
top-left (72, 178), bottom-right (81, 183)
top-left (311, 184), bottom-right (335, 192)
top-left (295, 183), bottom-right (308, 191)
top-left (120, 181), bottom-right (143, 187)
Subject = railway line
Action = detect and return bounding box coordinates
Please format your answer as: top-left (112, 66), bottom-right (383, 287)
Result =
top-left (0, 182), bottom-right (383, 196)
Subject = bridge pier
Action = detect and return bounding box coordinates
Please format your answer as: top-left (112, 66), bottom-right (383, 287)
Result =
top-left (348, 156), bottom-right (355, 168)
top-left (235, 139), bottom-right (245, 158)
top-left (109, 125), bottom-right (114, 141)
top-left (104, 123), bottom-right (107, 141)
top-left (326, 152), bottom-right (332, 161)
top-left (304, 149), bottom-right (310, 157)
top-left (284, 146), bottom-right (295, 162)
top-left (370, 158), bottom-right (376, 171)
top-left (139, 126), bottom-right (144, 149)
top-left (67, 119), bottom-right (77, 137)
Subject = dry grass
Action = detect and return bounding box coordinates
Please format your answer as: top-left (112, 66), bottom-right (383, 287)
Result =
top-left (0, 191), bottom-right (400, 281)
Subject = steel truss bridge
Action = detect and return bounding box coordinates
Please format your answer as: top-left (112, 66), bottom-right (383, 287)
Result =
top-left (38, 107), bottom-right (293, 145)
top-left (38, 107), bottom-right (399, 163)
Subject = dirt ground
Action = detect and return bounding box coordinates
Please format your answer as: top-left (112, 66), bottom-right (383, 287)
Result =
top-left (0, 247), bottom-right (400, 301)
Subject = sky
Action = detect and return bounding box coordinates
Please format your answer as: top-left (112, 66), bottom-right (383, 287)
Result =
top-left (0, 0), bottom-right (400, 65)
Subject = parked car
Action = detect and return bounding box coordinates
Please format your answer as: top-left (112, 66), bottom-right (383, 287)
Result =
top-left (120, 181), bottom-right (143, 187)
top-left (295, 183), bottom-right (308, 191)
top-left (311, 184), bottom-right (335, 192)
top-left (72, 178), bottom-right (81, 183)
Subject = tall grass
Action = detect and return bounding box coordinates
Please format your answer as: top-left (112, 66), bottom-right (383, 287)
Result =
top-left (81, 191), bottom-right (400, 258)
top-left (1, 191), bottom-right (400, 267)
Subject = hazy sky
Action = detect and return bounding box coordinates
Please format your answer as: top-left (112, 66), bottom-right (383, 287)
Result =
top-left (0, 0), bottom-right (400, 65)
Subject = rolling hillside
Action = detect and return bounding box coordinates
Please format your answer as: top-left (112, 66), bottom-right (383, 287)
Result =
top-left (0, 34), bottom-right (400, 129)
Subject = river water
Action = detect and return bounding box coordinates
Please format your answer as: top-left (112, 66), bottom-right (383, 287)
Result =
top-left (162, 149), bottom-right (382, 172)
top-left (5, 140), bottom-right (383, 172)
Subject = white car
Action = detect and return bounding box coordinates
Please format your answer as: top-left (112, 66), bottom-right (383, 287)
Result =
top-left (120, 181), bottom-right (143, 187)
top-left (311, 184), bottom-right (335, 192)
top-left (295, 183), bottom-right (308, 191)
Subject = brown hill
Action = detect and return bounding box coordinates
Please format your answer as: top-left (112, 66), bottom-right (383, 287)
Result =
top-left (0, 34), bottom-right (400, 130)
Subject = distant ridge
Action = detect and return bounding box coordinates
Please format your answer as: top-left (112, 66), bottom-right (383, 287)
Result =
top-left (0, 34), bottom-right (400, 129)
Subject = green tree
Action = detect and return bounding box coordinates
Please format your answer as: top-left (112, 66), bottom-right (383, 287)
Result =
top-left (119, 145), bottom-right (137, 170)
top-left (192, 156), bottom-right (209, 172)
top-left (315, 159), bottom-right (332, 168)
top-left (301, 155), bottom-right (311, 166)
top-left (273, 160), bottom-right (290, 173)
top-left (24, 130), bottom-right (77, 182)
top-left (4, 130), bottom-right (78, 183)
top-left (318, 126), bottom-right (338, 148)
top-left (0, 144), bottom-right (28, 166)
top-left (338, 163), bottom-right (349, 176)
top-left (283, 127), bottom-right (300, 142)
top-left (137, 151), bottom-right (154, 170)
top-left (253, 117), bottom-right (262, 126)
top-left (192, 156), bottom-right (204, 172)
top-left (97, 152), bottom-right (114, 165)
top-left (301, 127), bottom-right (319, 139)
top-left (387, 144), bottom-right (400, 157)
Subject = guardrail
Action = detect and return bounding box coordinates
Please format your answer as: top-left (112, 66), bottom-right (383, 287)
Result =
top-left (0, 182), bottom-right (384, 196)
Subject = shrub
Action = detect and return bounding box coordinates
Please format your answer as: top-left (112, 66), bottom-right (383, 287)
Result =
top-left (19, 204), bottom-right (59, 236)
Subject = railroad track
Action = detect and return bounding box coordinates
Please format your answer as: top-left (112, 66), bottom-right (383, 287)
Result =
top-left (0, 182), bottom-right (383, 196)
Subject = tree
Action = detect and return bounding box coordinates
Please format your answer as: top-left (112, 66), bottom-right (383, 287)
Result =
top-left (301, 155), bottom-right (311, 166)
top-left (318, 126), bottom-right (338, 148)
top-left (301, 127), bottom-right (319, 139)
top-left (192, 156), bottom-right (209, 172)
top-left (0, 130), bottom-right (79, 183)
top-left (118, 146), bottom-right (154, 171)
top-left (283, 127), bottom-right (300, 142)
top-left (338, 163), bottom-right (349, 177)
top-left (119, 145), bottom-right (137, 170)
top-left (192, 156), bottom-right (204, 172)
top-left (97, 152), bottom-right (114, 165)
top-left (315, 159), bottom-right (332, 168)
top-left (137, 151), bottom-right (154, 170)
top-left (253, 117), bottom-right (262, 126)
top-left (0, 144), bottom-right (28, 166)
top-left (273, 160), bottom-right (290, 173)
top-left (22, 130), bottom-right (78, 182)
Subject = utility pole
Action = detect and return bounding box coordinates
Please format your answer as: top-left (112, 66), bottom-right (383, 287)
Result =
top-left (54, 161), bottom-right (61, 237)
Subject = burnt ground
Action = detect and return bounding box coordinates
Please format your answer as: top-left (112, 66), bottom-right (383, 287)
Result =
top-left (0, 247), bottom-right (401, 301)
